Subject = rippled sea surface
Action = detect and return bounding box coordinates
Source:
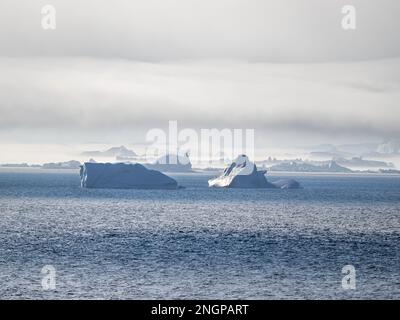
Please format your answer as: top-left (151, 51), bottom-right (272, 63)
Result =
top-left (0, 168), bottom-right (399, 299)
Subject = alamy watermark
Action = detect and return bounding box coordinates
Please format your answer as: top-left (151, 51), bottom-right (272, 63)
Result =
top-left (41, 5), bottom-right (56, 30)
top-left (40, 5), bottom-right (356, 31)
top-left (341, 265), bottom-right (356, 290)
top-left (41, 265), bottom-right (56, 290)
top-left (145, 121), bottom-right (255, 168)
top-left (342, 5), bottom-right (357, 30)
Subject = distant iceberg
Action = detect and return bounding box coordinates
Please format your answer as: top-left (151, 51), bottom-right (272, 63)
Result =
top-left (208, 155), bottom-right (300, 189)
top-left (144, 153), bottom-right (193, 173)
top-left (377, 140), bottom-right (400, 154)
top-left (80, 162), bottom-right (178, 189)
top-left (42, 160), bottom-right (81, 169)
top-left (268, 160), bottom-right (352, 173)
top-left (81, 146), bottom-right (137, 158)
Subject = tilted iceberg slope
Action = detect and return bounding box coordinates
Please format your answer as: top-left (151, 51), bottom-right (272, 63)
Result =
top-left (208, 155), bottom-right (274, 188)
top-left (208, 155), bottom-right (300, 189)
top-left (80, 162), bottom-right (178, 189)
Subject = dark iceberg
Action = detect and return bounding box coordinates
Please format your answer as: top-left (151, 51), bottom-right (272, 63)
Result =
top-left (80, 162), bottom-right (178, 189)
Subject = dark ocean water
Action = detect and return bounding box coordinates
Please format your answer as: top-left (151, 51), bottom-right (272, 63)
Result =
top-left (0, 169), bottom-right (399, 299)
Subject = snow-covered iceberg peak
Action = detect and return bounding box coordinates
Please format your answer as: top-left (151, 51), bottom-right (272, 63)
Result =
top-left (80, 162), bottom-right (178, 189)
top-left (208, 154), bottom-right (301, 189)
top-left (208, 154), bottom-right (273, 188)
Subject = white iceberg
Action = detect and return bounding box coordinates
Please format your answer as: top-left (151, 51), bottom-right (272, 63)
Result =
top-left (208, 155), bottom-right (300, 189)
top-left (208, 155), bottom-right (274, 188)
top-left (80, 162), bottom-right (178, 189)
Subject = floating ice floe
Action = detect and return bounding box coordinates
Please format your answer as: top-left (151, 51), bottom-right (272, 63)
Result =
top-left (80, 162), bottom-right (178, 189)
top-left (270, 179), bottom-right (301, 189)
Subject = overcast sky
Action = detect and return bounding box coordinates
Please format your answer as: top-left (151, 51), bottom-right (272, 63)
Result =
top-left (1, 0), bottom-right (400, 61)
top-left (0, 0), bottom-right (399, 159)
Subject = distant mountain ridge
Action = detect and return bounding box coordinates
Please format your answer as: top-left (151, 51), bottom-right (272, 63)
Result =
top-left (268, 160), bottom-right (352, 173)
top-left (309, 140), bottom-right (400, 158)
top-left (81, 146), bottom-right (137, 158)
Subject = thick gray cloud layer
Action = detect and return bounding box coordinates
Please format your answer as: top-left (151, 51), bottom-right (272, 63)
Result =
top-left (0, 1), bottom-right (399, 147)
top-left (0, 0), bottom-right (400, 62)
top-left (0, 57), bottom-right (399, 144)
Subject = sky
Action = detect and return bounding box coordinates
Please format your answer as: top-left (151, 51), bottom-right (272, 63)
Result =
top-left (0, 0), bottom-right (399, 162)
